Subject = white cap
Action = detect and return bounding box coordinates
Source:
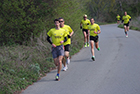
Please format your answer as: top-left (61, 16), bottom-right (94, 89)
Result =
top-left (83, 14), bottom-right (87, 17)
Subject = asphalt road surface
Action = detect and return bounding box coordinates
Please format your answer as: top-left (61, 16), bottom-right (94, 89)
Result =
top-left (21, 24), bottom-right (140, 94)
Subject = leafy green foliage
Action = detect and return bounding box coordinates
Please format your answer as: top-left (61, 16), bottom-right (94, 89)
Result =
top-left (0, 0), bottom-right (44, 45)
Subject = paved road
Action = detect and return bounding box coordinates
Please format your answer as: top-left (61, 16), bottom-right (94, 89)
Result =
top-left (21, 24), bottom-right (140, 94)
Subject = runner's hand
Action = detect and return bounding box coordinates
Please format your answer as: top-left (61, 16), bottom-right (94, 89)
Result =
top-left (60, 41), bottom-right (64, 44)
top-left (52, 44), bottom-right (56, 47)
top-left (94, 31), bottom-right (98, 34)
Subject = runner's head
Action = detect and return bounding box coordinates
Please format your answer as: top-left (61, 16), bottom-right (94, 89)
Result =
top-left (90, 18), bottom-right (95, 24)
top-left (124, 11), bottom-right (127, 16)
top-left (59, 17), bottom-right (65, 27)
top-left (83, 14), bottom-right (87, 20)
top-left (54, 19), bottom-right (60, 27)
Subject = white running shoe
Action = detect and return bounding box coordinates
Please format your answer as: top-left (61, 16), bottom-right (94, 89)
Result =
top-left (126, 35), bottom-right (128, 37)
top-left (66, 58), bottom-right (70, 65)
top-left (62, 66), bottom-right (68, 71)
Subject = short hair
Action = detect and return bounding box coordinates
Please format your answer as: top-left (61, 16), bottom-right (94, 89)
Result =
top-left (90, 18), bottom-right (94, 20)
top-left (54, 19), bottom-right (59, 23)
top-left (59, 17), bottom-right (64, 21)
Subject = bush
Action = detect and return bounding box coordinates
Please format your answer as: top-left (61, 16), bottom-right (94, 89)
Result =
top-left (118, 24), bottom-right (124, 28)
top-left (0, 0), bottom-right (45, 45)
top-left (130, 26), bottom-right (140, 31)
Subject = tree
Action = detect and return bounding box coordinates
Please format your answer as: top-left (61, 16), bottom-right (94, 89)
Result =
top-left (88, 0), bottom-right (116, 21)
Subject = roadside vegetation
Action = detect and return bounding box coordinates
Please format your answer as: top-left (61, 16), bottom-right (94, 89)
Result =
top-left (0, 0), bottom-right (140, 93)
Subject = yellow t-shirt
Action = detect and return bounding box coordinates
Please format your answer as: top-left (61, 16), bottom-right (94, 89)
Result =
top-left (81, 19), bottom-right (91, 29)
top-left (88, 23), bottom-right (100, 37)
top-left (122, 15), bottom-right (131, 24)
top-left (47, 28), bottom-right (67, 46)
top-left (116, 15), bottom-right (120, 20)
top-left (61, 25), bottom-right (73, 45)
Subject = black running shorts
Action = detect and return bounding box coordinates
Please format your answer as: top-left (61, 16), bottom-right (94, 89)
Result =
top-left (90, 36), bottom-right (99, 43)
top-left (82, 29), bottom-right (88, 34)
top-left (124, 22), bottom-right (129, 27)
top-left (64, 44), bottom-right (70, 52)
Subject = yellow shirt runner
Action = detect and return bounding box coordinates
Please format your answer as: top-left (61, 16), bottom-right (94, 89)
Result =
top-left (81, 19), bottom-right (91, 29)
top-left (122, 15), bottom-right (131, 24)
top-left (47, 28), bottom-right (67, 46)
top-left (116, 15), bottom-right (121, 21)
top-left (88, 23), bottom-right (101, 37)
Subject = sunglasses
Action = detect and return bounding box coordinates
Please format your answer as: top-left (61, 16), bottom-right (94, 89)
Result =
top-left (59, 21), bottom-right (64, 22)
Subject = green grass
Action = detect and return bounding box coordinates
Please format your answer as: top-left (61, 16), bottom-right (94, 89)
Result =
top-left (118, 24), bottom-right (124, 28)
top-left (130, 26), bottom-right (140, 31)
top-left (0, 44), bottom-right (56, 94)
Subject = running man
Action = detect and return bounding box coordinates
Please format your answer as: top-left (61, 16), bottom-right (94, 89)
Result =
top-left (47, 19), bottom-right (67, 81)
top-left (59, 17), bottom-right (74, 71)
top-left (80, 14), bottom-right (91, 47)
top-left (116, 14), bottom-right (121, 24)
top-left (88, 18), bottom-right (101, 61)
top-left (122, 11), bottom-right (131, 37)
